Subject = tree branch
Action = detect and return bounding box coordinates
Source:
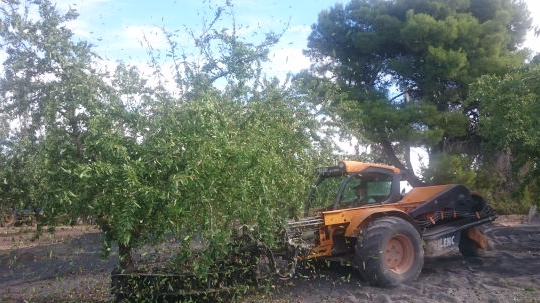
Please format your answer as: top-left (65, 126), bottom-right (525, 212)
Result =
top-left (380, 138), bottom-right (424, 187)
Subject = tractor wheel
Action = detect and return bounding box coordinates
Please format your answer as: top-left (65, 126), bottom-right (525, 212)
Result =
top-left (458, 229), bottom-right (482, 257)
top-left (1, 210), bottom-right (16, 227)
top-left (355, 216), bottom-right (424, 287)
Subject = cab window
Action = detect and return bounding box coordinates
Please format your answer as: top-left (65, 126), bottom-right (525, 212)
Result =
top-left (306, 176), bottom-right (346, 216)
top-left (337, 173), bottom-right (393, 209)
top-left (306, 172), bottom-right (394, 215)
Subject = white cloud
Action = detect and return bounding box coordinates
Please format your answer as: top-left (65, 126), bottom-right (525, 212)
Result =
top-left (54, 1), bottom-right (113, 43)
top-left (64, 19), bottom-right (94, 38)
top-left (265, 47), bottom-right (311, 76)
top-left (523, 0), bottom-right (540, 55)
top-left (523, 31), bottom-right (540, 55)
top-left (288, 24), bottom-right (311, 34)
top-left (118, 25), bottom-right (169, 50)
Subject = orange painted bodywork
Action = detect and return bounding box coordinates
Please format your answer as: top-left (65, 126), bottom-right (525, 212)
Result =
top-left (340, 161), bottom-right (401, 174)
top-left (398, 185), bottom-right (452, 204)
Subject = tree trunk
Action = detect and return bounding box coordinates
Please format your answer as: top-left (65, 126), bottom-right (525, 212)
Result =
top-left (404, 142), bottom-right (415, 175)
top-left (119, 243), bottom-right (135, 273)
top-left (69, 116), bottom-right (84, 161)
top-left (380, 138), bottom-right (424, 187)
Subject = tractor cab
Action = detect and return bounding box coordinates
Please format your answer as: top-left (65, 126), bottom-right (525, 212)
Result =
top-left (305, 161), bottom-right (402, 216)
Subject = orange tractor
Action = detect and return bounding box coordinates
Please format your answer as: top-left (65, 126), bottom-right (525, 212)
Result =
top-left (282, 160), bottom-right (496, 287)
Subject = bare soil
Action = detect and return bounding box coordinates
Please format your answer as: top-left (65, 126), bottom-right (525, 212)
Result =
top-left (1, 216), bottom-right (539, 303)
top-left (0, 226), bottom-right (115, 303)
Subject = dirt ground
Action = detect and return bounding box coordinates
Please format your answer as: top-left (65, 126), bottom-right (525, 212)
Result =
top-left (0, 225), bottom-right (114, 302)
top-left (1, 216), bottom-right (539, 303)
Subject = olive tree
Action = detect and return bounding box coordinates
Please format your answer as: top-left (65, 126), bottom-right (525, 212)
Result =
top-left (0, 0), bottom-right (331, 273)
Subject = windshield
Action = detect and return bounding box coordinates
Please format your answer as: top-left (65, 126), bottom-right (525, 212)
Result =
top-left (305, 173), bottom-right (393, 216)
top-left (306, 175), bottom-right (347, 216)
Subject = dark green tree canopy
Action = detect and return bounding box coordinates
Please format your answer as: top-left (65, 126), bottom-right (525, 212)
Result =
top-left (469, 62), bottom-right (540, 189)
top-left (303, 0), bottom-right (532, 185)
top-left (307, 0), bottom-right (530, 97)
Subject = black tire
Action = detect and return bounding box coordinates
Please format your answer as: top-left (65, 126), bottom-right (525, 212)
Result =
top-left (1, 210), bottom-right (16, 227)
top-left (355, 216), bottom-right (424, 287)
top-left (458, 230), bottom-right (481, 257)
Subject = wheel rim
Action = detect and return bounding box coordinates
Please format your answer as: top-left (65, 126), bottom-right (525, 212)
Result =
top-left (384, 234), bottom-right (414, 274)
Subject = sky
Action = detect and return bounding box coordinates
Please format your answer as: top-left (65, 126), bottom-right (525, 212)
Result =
top-left (50, 0), bottom-right (540, 81)
top-left (55, 0), bottom-right (337, 79)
